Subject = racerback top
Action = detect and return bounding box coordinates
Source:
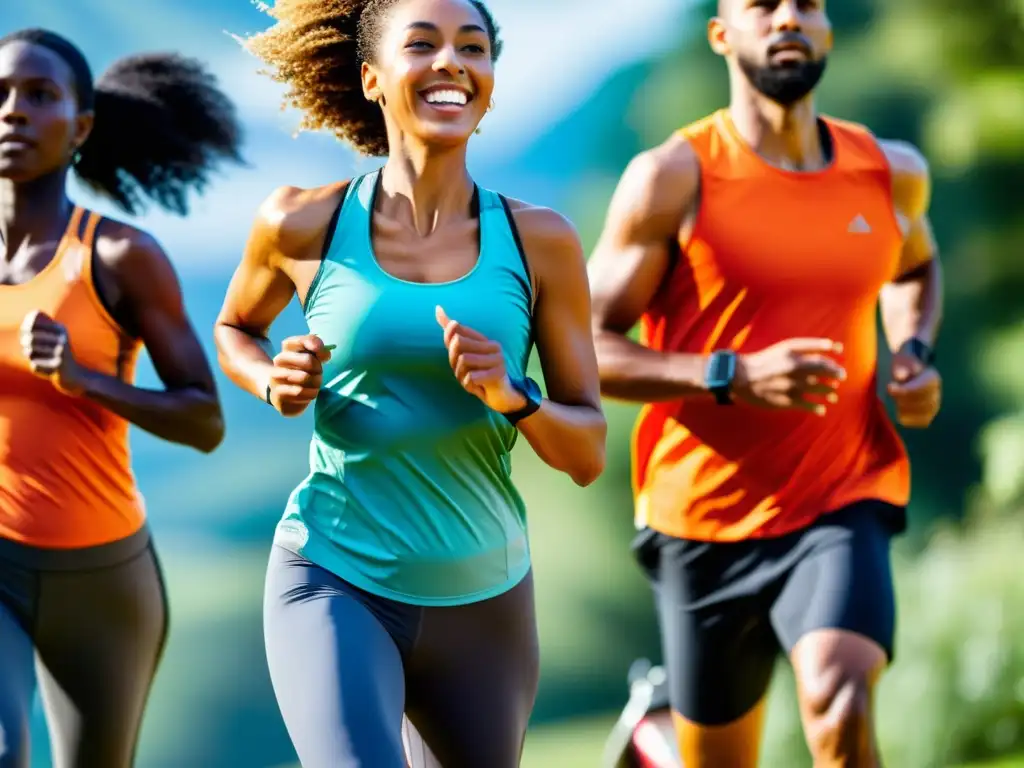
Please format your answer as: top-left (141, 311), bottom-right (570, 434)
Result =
top-left (632, 110), bottom-right (910, 542)
top-left (0, 207), bottom-right (145, 549)
top-left (275, 171), bottom-right (535, 606)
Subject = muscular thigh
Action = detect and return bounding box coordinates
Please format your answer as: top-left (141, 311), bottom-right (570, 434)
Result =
top-left (33, 545), bottom-right (169, 768)
top-left (404, 571), bottom-right (540, 768)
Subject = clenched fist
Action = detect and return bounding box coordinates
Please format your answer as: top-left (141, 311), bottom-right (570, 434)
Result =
top-left (21, 310), bottom-right (86, 396)
top-left (887, 345), bottom-right (941, 428)
top-left (436, 306), bottom-right (526, 414)
top-left (268, 334), bottom-right (332, 417)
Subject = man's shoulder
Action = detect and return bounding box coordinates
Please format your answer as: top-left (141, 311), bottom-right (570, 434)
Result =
top-left (620, 134), bottom-right (701, 214)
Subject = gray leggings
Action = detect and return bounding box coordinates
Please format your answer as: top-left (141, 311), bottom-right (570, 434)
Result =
top-left (0, 528), bottom-right (168, 768)
top-left (264, 545), bottom-right (540, 768)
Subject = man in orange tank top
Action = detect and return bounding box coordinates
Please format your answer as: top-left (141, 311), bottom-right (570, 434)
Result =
top-left (0, 29), bottom-right (241, 767)
top-left (589, 1), bottom-right (942, 766)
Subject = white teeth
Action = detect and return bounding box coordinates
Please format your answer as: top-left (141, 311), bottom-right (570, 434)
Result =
top-left (424, 89), bottom-right (468, 106)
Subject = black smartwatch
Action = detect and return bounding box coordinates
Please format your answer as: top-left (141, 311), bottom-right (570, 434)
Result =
top-left (899, 338), bottom-right (935, 366)
top-left (502, 377), bottom-right (543, 425)
top-left (704, 350), bottom-right (737, 405)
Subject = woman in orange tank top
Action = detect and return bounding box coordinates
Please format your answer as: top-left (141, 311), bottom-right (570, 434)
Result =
top-left (0, 29), bottom-right (240, 767)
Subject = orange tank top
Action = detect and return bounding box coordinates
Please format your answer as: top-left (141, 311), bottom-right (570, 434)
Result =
top-left (632, 110), bottom-right (910, 542)
top-left (0, 206), bottom-right (145, 549)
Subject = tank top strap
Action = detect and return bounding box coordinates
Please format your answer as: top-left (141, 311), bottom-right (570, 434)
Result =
top-left (65, 205), bottom-right (86, 244)
top-left (477, 187), bottom-right (533, 309)
top-left (318, 171), bottom-right (376, 271)
top-left (76, 209), bottom-right (104, 282)
top-left (821, 115), bottom-right (891, 174)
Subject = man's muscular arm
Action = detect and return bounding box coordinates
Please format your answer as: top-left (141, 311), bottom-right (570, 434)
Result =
top-left (588, 136), bottom-right (713, 403)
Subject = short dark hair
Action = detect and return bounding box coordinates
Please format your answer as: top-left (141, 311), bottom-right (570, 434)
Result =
top-left (0, 29), bottom-right (244, 216)
top-left (243, 0), bottom-right (503, 157)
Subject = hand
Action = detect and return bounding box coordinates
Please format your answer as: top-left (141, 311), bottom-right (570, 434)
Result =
top-left (21, 310), bottom-right (87, 396)
top-left (268, 334), bottom-right (332, 417)
top-left (733, 338), bottom-right (847, 416)
top-left (887, 348), bottom-right (941, 428)
top-left (436, 306), bottom-right (526, 413)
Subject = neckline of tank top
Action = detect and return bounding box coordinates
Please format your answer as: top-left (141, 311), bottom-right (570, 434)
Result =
top-left (0, 206), bottom-right (81, 290)
top-left (363, 169), bottom-right (486, 288)
top-left (716, 109), bottom-right (840, 180)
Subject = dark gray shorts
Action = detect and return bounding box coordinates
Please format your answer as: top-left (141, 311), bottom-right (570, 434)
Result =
top-left (0, 527), bottom-right (169, 768)
top-left (264, 545), bottom-right (539, 768)
top-left (635, 499), bottom-right (903, 726)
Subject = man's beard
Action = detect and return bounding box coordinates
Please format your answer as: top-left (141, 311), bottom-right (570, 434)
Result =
top-left (737, 55), bottom-right (827, 106)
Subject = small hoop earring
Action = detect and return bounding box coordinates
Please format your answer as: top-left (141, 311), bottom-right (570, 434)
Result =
top-left (487, 98), bottom-right (495, 113)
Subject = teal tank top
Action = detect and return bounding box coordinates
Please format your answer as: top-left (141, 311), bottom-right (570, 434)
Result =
top-left (274, 170), bottom-right (535, 606)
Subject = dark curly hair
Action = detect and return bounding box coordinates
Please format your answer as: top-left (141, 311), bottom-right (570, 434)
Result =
top-left (243, 0), bottom-right (502, 157)
top-left (0, 29), bottom-right (244, 216)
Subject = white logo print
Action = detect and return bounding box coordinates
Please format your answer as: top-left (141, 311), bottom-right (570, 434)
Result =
top-left (847, 214), bottom-right (872, 234)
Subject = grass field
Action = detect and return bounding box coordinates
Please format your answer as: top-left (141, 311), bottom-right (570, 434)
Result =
top-left (521, 714), bottom-right (620, 767)
top-left (517, 714), bottom-right (1024, 768)
top-left (274, 711), bottom-right (1024, 768)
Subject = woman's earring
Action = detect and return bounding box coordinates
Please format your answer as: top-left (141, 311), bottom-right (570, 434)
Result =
top-left (475, 99), bottom-right (495, 135)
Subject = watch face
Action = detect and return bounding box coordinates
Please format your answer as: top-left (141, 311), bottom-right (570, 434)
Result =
top-left (524, 377), bottom-right (543, 403)
top-left (707, 352), bottom-right (736, 388)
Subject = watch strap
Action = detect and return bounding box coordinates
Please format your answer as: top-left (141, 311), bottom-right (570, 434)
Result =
top-left (901, 338), bottom-right (935, 366)
top-left (503, 377), bottom-right (543, 425)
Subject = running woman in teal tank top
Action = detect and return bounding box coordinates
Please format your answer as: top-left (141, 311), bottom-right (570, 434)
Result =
top-left (214, 1), bottom-right (606, 766)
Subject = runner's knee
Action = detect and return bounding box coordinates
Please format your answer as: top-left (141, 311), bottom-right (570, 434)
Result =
top-left (800, 667), bottom-right (872, 758)
top-left (793, 631), bottom-right (886, 762)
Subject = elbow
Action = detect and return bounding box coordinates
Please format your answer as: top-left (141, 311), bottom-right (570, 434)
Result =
top-left (196, 416), bottom-right (225, 454)
top-left (191, 399), bottom-right (226, 454)
top-left (569, 416), bottom-right (607, 487)
top-left (212, 324), bottom-right (235, 378)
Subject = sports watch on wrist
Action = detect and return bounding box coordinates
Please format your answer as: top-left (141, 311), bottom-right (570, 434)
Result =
top-left (502, 376), bottom-right (543, 425)
top-left (900, 338), bottom-right (936, 366)
top-left (704, 350), bottom-right (737, 405)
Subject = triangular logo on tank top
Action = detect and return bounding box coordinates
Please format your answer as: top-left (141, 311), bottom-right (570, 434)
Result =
top-left (847, 214), bottom-right (872, 234)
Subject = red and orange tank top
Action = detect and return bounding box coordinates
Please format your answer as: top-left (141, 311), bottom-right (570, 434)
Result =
top-left (632, 109), bottom-right (910, 542)
top-left (0, 206), bottom-right (145, 549)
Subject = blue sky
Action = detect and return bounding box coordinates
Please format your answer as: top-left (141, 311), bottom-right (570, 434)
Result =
top-left (3, 0), bottom-right (690, 274)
